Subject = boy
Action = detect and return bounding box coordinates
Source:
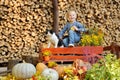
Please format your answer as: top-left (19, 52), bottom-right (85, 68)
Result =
top-left (58, 10), bottom-right (86, 47)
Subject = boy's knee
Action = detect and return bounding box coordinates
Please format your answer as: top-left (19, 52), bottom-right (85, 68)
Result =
top-left (69, 30), bottom-right (74, 34)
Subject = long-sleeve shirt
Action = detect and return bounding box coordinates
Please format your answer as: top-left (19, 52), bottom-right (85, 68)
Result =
top-left (59, 21), bottom-right (86, 38)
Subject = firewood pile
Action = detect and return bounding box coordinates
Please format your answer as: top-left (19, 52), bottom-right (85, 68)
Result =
top-left (0, 0), bottom-right (119, 63)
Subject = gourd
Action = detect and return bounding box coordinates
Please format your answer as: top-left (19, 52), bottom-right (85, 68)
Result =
top-left (54, 65), bottom-right (64, 78)
top-left (12, 62), bottom-right (36, 79)
top-left (42, 68), bottom-right (59, 80)
top-left (36, 62), bottom-right (48, 73)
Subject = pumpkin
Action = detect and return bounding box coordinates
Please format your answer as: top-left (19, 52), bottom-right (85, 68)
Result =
top-left (54, 65), bottom-right (64, 78)
top-left (42, 68), bottom-right (59, 80)
top-left (36, 62), bottom-right (48, 73)
top-left (12, 62), bottom-right (36, 79)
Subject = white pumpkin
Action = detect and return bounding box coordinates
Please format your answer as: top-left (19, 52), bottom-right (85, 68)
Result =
top-left (42, 68), bottom-right (59, 80)
top-left (12, 62), bottom-right (36, 79)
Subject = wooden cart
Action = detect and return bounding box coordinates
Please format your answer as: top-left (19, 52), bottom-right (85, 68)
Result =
top-left (40, 46), bottom-right (103, 63)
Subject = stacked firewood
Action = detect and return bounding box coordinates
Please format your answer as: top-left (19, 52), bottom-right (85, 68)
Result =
top-left (0, 0), bottom-right (119, 63)
top-left (0, 0), bottom-right (53, 63)
top-left (58, 0), bottom-right (120, 46)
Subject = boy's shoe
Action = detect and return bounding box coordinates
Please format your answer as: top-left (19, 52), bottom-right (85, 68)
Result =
top-left (68, 44), bottom-right (74, 47)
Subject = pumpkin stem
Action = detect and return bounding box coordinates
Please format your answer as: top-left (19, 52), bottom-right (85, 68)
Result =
top-left (23, 60), bottom-right (26, 63)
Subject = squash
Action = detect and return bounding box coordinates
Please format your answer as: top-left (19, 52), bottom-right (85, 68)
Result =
top-left (36, 62), bottom-right (48, 73)
top-left (12, 62), bottom-right (36, 79)
top-left (54, 65), bottom-right (64, 78)
top-left (42, 68), bottom-right (59, 80)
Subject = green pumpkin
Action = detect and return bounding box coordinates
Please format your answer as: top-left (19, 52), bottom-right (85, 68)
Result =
top-left (12, 62), bottom-right (36, 79)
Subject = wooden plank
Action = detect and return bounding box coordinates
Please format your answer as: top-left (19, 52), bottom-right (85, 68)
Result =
top-left (51, 55), bottom-right (85, 60)
top-left (42, 46), bottom-right (103, 54)
top-left (46, 60), bottom-right (74, 62)
top-left (42, 47), bottom-right (83, 54)
top-left (0, 67), bottom-right (11, 76)
top-left (50, 54), bottom-right (102, 60)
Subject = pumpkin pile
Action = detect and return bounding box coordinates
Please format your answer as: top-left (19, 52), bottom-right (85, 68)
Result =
top-left (0, 62), bottom-right (59, 80)
top-left (0, 60), bottom-right (92, 80)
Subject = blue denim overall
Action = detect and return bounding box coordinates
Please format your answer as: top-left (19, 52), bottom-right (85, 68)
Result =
top-left (58, 21), bottom-right (86, 47)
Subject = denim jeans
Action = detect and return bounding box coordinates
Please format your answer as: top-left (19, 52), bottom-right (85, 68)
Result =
top-left (63, 30), bottom-right (80, 47)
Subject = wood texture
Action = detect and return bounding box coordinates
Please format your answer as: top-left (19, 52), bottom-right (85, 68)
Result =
top-left (41, 46), bottom-right (103, 62)
top-left (52, 0), bottom-right (59, 34)
top-left (0, 0), bottom-right (119, 63)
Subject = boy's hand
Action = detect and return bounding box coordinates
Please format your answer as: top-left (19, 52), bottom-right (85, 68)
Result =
top-left (71, 26), bottom-right (78, 31)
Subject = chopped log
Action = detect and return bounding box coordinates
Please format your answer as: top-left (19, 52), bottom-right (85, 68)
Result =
top-left (0, 0), bottom-right (119, 63)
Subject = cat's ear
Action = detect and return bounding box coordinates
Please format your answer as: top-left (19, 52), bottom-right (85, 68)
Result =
top-left (50, 30), bottom-right (53, 34)
top-left (46, 29), bottom-right (49, 32)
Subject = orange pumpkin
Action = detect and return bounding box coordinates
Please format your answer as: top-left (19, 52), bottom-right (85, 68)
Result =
top-left (54, 65), bottom-right (64, 78)
top-left (36, 63), bottom-right (48, 73)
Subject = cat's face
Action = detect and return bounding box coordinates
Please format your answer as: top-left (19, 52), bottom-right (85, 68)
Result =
top-left (46, 29), bottom-right (54, 36)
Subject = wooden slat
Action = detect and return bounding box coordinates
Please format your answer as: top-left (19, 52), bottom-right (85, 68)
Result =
top-left (50, 54), bottom-right (102, 60)
top-left (47, 60), bottom-right (74, 62)
top-left (51, 55), bottom-right (85, 60)
top-left (42, 47), bottom-right (83, 54)
top-left (41, 46), bottom-right (103, 54)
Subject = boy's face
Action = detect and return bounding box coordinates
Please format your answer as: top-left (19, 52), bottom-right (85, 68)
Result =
top-left (68, 11), bottom-right (77, 22)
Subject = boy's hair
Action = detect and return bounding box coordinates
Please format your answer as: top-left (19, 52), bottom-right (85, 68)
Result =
top-left (66, 10), bottom-right (77, 18)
